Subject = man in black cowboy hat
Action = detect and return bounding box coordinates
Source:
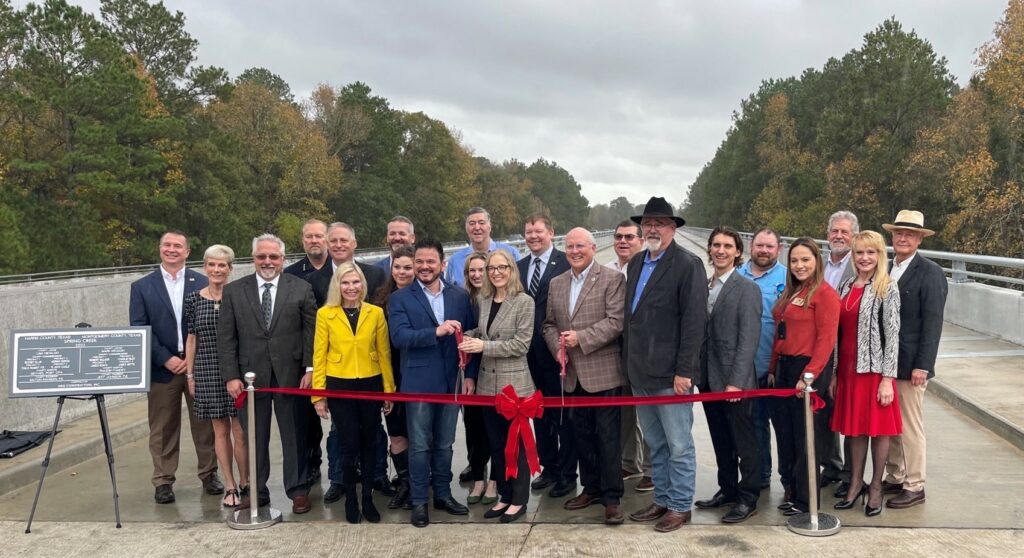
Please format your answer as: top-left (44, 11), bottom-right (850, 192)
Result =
top-left (881, 210), bottom-right (947, 510)
top-left (621, 197), bottom-right (707, 533)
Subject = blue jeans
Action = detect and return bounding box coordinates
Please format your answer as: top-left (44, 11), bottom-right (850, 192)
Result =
top-left (634, 386), bottom-right (696, 513)
top-left (405, 401), bottom-right (459, 505)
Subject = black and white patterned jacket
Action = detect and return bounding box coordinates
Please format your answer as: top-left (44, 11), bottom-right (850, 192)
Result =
top-left (835, 277), bottom-right (901, 378)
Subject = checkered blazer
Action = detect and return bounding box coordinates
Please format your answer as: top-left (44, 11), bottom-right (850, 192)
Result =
top-left (542, 263), bottom-right (626, 393)
top-left (466, 292), bottom-right (536, 397)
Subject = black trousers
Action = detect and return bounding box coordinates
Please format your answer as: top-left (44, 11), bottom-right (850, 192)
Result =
top-left (326, 375), bottom-right (383, 497)
top-left (238, 371), bottom-right (309, 501)
top-left (305, 401), bottom-right (322, 474)
top-left (483, 407), bottom-right (530, 506)
top-left (819, 353), bottom-right (846, 482)
top-left (773, 354), bottom-right (833, 510)
top-left (530, 354), bottom-right (577, 483)
top-left (704, 397), bottom-right (761, 507)
top-left (571, 385), bottom-right (623, 504)
top-left (464, 405), bottom-right (496, 482)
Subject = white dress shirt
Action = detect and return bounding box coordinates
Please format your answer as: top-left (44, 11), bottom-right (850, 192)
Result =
top-left (160, 265), bottom-right (186, 352)
top-left (890, 252), bottom-right (917, 283)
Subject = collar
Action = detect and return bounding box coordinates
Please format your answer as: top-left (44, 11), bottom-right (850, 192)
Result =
top-left (331, 258), bottom-right (353, 273)
top-left (160, 265), bottom-right (185, 281)
top-left (711, 267), bottom-right (734, 286)
top-left (258, 275), bottom-right (281, 289)
top-left (417, 279), bottom-right (444, 296)
top-left (826, 251), bottom-right (852, 268)
top-left (531, 245), bottom-right (554, 264)
top-left (742, 260), bottom-right (784, 279)
top-left (893, 251), bottom-right (917, 269)
top-left (644, 248), bottom-right (667, 264)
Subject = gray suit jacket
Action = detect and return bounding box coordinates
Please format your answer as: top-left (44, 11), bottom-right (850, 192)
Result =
top-left (702, 272), bottom-right (761, 392)
top-left (466, 292), bottom-right (536, 397)
top-left (542, 263), bottom-right (625, 393)
top-left (217, 273), bottom-right (317, 388)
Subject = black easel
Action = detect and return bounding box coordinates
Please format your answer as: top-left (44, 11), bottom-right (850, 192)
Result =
top-left (25, 323), bottom-right (121, 533)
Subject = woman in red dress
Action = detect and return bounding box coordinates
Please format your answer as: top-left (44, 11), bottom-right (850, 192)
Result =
top-left (830, 231), bottom-right (902, 516)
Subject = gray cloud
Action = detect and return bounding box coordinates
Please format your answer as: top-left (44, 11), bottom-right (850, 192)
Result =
top-left (71, 0), bottom-right (1011, 206)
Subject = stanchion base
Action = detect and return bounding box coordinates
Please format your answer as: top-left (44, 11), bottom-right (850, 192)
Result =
top-left (227, 507), bottom-right (282, 530)
top-left (787, 512), bottom-right (841, 536)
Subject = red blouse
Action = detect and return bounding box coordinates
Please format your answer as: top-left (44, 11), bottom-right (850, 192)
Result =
top-left (770, 283), bottom-right (840, 379)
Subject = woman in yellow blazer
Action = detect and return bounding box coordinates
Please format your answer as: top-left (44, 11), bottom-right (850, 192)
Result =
top-left (313, 262), bottom-right (395, 524)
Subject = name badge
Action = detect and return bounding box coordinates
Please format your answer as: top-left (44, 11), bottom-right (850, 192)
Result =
top-left (791, 297), bottom-right (806, 307)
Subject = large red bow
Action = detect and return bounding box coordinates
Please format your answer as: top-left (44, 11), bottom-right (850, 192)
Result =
top-left (494, 385), bottom-right (543, 480)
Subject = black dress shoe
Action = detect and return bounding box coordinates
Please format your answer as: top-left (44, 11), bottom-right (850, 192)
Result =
top-left (833, 481), bottom-right (851, 499)
top-left (458, 465), bottom-right (473, 483)
top-left (410, 503), bottom-right (429, 527)
top-left (782, 504), bottom-right (806, 516)
top-left (695, 491), bottom-right (737, 509)
top-left (154, 484), bottom-right (175, 504)
top-left (548, 480), bottom-right (577, 499)
top-left (306, 468), bottom-right (321, 485)
top-left (434, 495), bottom-right (469, 515)
top-left (324, 483), bottom-right (343, 504)
top-left (484, 504), bottom-right (509, 519)
top-left (721, 503), bottom-right (757, 523)
top-left (500, 506), bottom-right (527, 523)
top-left (202, 475), bottom-right (225, 495)
top-left (531, 472), bottom-right (555, 490)
top-left (819, 476), bottom-right (841, 488)
top-left (374, 477), bottom-right (397, 497)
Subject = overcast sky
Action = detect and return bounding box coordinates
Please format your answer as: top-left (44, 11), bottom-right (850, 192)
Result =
top-left (70, 0), bottom-right (1010, 207)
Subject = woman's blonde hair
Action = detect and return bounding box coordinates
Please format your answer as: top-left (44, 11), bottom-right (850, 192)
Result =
top-left (325, 262), bottom-right (367, 307)
top-left (852, 231), bottom-right (892, 298)
top-left (481, 249), bottom-right (523, 299)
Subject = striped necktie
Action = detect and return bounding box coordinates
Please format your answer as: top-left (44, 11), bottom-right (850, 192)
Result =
top-left (261, 283), bottom-right (273, 329)
top-left (530, 257), bottom-right (542, 296)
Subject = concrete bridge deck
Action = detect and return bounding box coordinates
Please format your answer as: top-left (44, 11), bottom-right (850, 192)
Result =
top-left (1, 232), bottom-right (1022, 556)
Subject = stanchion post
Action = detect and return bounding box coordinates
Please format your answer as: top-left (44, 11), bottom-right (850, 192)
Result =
top-left (227, 372), bottom-right (281, 530)
top-left (787, 372), bottom-right (841, 536)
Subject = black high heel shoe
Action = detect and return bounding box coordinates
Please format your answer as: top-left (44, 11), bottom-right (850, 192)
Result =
top-left (865, 485), bottom-right (883, 517)
top-left (833, 484), bottom-right (867, 510)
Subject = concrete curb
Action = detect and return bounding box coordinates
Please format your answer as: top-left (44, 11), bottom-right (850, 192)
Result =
top-left (0, 416), bottom-right (150, 497)
top-left (927, 379), bottom-right (1024, 452)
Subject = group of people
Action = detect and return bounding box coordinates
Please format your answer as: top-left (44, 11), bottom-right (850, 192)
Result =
top-left (129, 196), bottom-right (947, 533)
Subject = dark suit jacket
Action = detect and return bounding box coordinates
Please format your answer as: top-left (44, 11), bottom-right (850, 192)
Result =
top-left (623, 241), bottom-right (708, 390)
top-left (308, 260), bottom-right (386, 308)
top-left (517, 248), bottom-right (570, 380)
top-left (387, 280), bottom-right (478, 393)
top-left (701, 272), bottom-right (761, 392)
top-left (129, 268), bottom-right (208, 383)
top-left (283, 255), bottom-right (326, 282)
top-left (217, 273), bottom-right (317, 388)
top-left (890, 254), bottom-right (948, 380)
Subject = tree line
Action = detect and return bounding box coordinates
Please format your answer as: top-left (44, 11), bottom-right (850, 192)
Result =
top-left (683, 5), bottom-right (1024, 259)
top-left (0, 0), bottom-right (591, 275)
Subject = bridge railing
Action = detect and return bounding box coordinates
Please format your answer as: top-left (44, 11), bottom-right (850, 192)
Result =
top-left (682, 227), bottom-right (1024, 290)
top-left (0, 231), bottom-right (614, 287)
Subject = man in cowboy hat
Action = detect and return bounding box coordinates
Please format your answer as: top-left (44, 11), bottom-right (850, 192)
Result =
top-left (881, 210), bottom-right (948, 509)
top-left (622, 197), bottom-right (707, 533)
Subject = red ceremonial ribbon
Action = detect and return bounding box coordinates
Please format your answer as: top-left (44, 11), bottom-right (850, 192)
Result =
top-left (494, 385), bottom-right (543, 479)
top-left (234, 386), bottom-right (825, 480)
top-left (454, 329), bottom-right (471, 370)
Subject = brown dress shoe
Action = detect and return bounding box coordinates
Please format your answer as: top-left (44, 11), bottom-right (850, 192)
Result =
top-left (564, 493), bottom-right (602, 510)
top-left (881, 480), bottom-right (903, 494)
top-left (629, 503), bottom-right (668, 522)
top-left (605, 504), bottom-right (625, 525)
top-left (886, 489), bottom-right (925, 509)
top-left (292, 494), bottom-right (312, 514)
top-left (635, 476), bottom-right (654, 492)
top-left (654, 510), bottom-right (691, 532)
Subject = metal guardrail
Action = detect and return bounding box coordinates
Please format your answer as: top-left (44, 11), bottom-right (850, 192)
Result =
top-left (0, 231), bottom-right (615, 287)
top-left (682, 227), bottom-right (1024, 289)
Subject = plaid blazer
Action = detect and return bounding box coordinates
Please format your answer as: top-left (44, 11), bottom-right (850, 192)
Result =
top-left (542, 263), bottom-right (626, 393)
top-left (466, 292), bottom-right (536, 397)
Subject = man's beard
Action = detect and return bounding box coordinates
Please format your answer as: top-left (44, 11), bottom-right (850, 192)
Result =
top-left (646, 237), bottom-right (663, 253)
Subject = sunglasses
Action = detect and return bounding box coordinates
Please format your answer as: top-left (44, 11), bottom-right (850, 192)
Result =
top-left (614, 234), bottom-right (638, 241)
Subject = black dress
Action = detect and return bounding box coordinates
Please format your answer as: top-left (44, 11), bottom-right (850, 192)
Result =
top-left (184, 291), bottom-right (236, 419)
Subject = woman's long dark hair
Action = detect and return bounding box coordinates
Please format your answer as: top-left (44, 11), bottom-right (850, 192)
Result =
top-left (371, 245), bottom-right (416, 310)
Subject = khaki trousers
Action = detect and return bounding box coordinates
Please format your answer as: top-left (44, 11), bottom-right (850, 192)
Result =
top-left (885, 380), bottom-right (927, 492)
top-left (148, 374), bottom-right (217, 487)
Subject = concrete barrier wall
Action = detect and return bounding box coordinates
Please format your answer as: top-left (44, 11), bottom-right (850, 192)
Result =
top-left (0, 264), bottom-right (255, 432)
top-left (944, 281), bottom-right (1024, 346)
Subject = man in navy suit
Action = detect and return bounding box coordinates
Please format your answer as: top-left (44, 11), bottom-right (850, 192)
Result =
top-left (129, 230), bottom-right (219, 504)
top-left (388, 239), bottom-right (477, 528)
top-left (516, 213), bottom-right (574, 497)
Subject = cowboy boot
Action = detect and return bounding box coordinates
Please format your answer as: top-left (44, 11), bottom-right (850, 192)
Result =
top-left (388, 450), bottom-right (411, 510)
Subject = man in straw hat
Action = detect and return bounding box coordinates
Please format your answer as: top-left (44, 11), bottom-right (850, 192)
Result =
top-left (621, 197), bottom-right (707, 532)
top-left (881, 210), bottom-right (948, 509)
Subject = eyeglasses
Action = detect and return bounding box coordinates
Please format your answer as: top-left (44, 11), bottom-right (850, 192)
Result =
top-left (641, 220), bottom-right (673, 230)
top-left (485, 264), bottom-right (511, 274)
top-left (614, 234), bottom-right (637, 241)
top-left (254, 254), bottom-right (283, 261)
top-left (564, 243), bottom-right (591, 252)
